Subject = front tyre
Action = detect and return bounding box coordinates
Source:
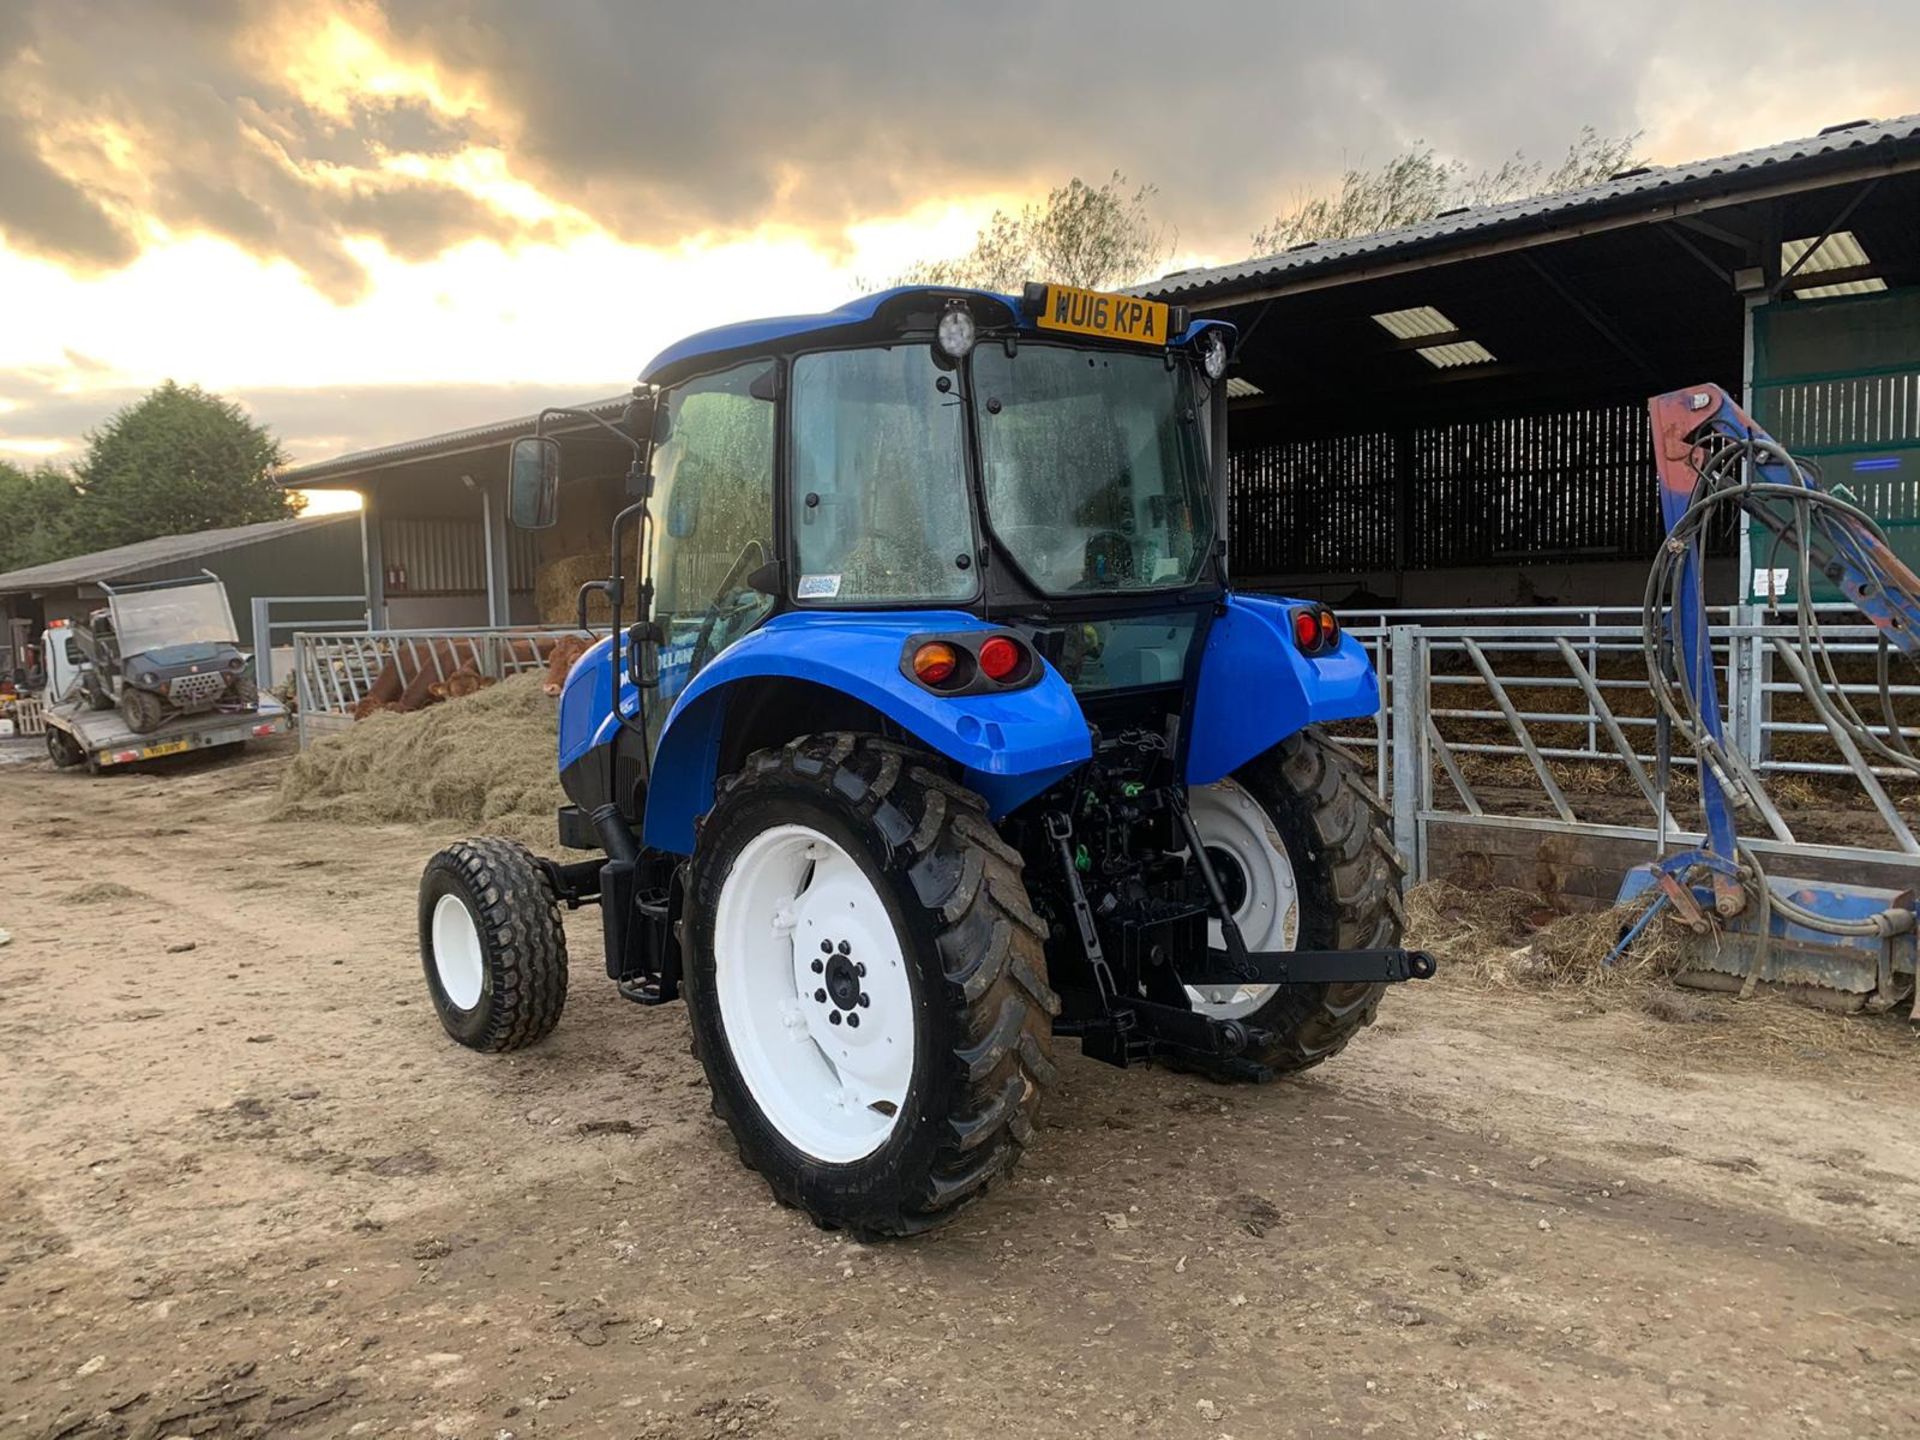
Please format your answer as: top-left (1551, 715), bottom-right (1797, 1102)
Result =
top-left (1183, 727), bottom-right (1406, 1081)
top-left (418, 838), bottom-right (568, 1051)
top-left (687, 735), bottom-right (1057, 1237)
top-left (121, 686), bottom-right (166, 734)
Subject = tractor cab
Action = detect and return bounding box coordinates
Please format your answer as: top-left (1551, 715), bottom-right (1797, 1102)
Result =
top-left (515, 284), bottom-right (1229, 705)
top-left (419, 283), bottom-right (1425, 1238)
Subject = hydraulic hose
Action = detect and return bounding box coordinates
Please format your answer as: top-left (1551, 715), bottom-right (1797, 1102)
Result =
top-left (1645, 434), bottom-right (1920, 942)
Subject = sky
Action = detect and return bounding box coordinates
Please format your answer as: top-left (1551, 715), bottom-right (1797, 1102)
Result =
top-left (2, 0), bottom-right (1917, 515)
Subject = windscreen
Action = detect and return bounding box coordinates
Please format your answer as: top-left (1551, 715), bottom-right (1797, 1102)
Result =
top-left (109, 581), bottom-right (237, 654)
top-left (973, 344), bottom-right (1213, 595)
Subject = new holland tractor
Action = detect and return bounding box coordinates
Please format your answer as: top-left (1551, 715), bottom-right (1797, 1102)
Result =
top-left (418, 283), bottom-right (1432, 1235)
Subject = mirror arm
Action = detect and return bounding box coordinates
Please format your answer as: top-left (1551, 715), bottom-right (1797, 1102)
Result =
top-left (533, 405), bottom-right (649, 458)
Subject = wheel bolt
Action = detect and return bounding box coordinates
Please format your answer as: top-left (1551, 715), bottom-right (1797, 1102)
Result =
top-left (847, 1013), bottom-right (860, 1028)
top-left (811, 958), bottom-right (824, 973)
top-left (829, 1011), bottom-right (842, 1026)
top-left (814, 988), bottom-right (827, 1004)
top-left (857, 993), bottom-right (869, 1007)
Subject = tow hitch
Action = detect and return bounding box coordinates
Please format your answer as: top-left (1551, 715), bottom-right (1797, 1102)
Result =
top-left (1181, 947), bottom-right (1438, 987)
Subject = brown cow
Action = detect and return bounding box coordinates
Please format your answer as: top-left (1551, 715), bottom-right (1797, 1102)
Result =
top-left (541, 633), bottom-right (594, 696)
top-left (349, 632), bottom-right (593, 718)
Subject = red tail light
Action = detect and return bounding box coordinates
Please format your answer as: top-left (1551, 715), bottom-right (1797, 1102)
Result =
top-left (1292, 608), bottom-right (1322, 651)
top-left (977, 635), bottom-right (1024, 682)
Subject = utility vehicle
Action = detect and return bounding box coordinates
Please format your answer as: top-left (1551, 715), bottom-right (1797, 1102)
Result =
top-left (419, 283), bottom-right (1430, 1235)
top-left (71, 572), bottom-right (259, 733)
top-left (40, 572), bottom-right (284, 772)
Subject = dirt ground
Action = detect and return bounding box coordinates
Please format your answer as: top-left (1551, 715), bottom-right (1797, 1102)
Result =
top-left (3, 740), bottom-right (1918, 1440)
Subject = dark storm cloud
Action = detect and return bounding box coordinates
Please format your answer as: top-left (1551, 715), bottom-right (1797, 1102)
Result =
top-left (0, 0), bottom-right (1915, 297)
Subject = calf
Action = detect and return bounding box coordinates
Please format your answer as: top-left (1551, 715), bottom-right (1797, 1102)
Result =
top-left (429, 665), bottom-right (497, 701)
top-left (541, 633), bottom-right (594, 696)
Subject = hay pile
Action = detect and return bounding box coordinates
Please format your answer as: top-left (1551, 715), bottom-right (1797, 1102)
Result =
top-left (1405, 879), bottom-right (1682, 993)
top-left (274, 673), bottom-right (566, 846)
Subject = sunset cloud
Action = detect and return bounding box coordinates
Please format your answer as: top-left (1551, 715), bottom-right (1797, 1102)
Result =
top-left (0, 0), bottom-right (1913, 465)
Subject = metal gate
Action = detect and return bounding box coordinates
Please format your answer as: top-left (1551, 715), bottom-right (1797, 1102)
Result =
top-left (1356, 612), bottom-right (1920, 896)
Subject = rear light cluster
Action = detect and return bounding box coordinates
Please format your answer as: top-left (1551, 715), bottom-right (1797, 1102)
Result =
top-left (903, 631), bottom-right (1038, 695)
top-left (1291, 607), bottom-right (1342, 655)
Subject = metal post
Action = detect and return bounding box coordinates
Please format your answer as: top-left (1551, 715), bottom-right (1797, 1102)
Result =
top-left (480, 476), bottom-right (512, 629)
top-left (249, 596), bottom-right (274, 690)
top-left (1389, 626), bottom-right (1426, 881)
top-left (294, 633), bottom-right (310, 750)
top-left (360, 488), bottom-right (387, 630)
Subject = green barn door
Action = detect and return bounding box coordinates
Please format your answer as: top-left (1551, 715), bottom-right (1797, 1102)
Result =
top-left (1751, 288), bottom-right (1920, 601)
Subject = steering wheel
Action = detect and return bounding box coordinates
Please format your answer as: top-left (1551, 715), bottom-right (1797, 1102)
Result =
top-left (1068, 528), bottom-right (1137, 590)
top-left (689, 540), bottom-right (768, 673)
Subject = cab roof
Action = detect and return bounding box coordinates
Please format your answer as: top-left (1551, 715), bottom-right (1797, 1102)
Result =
top-left (639, 284), bottom-right (1229, 388)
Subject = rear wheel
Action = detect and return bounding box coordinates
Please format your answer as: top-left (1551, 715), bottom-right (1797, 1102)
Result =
top-left (1182, 727), bottom-right (1405, 1080)
top-left (686, 734), bottom-right (1057, 1237)
top-left (46, 727), bottom-right (84, 769)
top-left (418, 838), bottom-right (568, 1051)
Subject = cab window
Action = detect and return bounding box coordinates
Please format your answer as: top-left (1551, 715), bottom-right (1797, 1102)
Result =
top-left (647, 363), bottom-right (777, 737)
top-left (790, 346), bottom-right (976, 604)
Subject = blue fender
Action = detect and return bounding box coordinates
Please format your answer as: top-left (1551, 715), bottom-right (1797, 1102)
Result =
top-left (1184, 595), bottom-right (1379, 786)
top-left (640, 610), bottom-right (1092, 854)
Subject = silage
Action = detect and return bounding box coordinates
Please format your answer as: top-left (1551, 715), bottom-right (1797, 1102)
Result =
top-left (274, 673), bottom-right (567, 847)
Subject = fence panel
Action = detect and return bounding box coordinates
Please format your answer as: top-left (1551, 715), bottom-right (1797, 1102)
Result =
top-left (292, 626), bottom-right (600, 747)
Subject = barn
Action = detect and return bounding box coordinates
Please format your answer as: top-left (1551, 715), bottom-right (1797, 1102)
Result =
top-left (279, 115), bottom-right (1920, 632)
top-left (0, 512), bottom-right (364, 687)
top-left (1143, 114), bottom-right (1920, 613)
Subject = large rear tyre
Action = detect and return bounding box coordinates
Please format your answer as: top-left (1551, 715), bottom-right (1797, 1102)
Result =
top-left (686, 734), bottom-right (1057, 1237)
top-left (1182, 727), bottom-right (1405, 1081)
top-left (418, 838), bottom-right (568, 1051)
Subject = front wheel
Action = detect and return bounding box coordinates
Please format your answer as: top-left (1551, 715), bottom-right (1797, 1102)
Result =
top-left (121, 686), bottom-right (166, 734)
top-left (686, 735), bottom-right (1057, 1237)
top-left (1182, 727), bottom-right (1406, 1081)
top-left (418, 838), bottom-right (568, 1051)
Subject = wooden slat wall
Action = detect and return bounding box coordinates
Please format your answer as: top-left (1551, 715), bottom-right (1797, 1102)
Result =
top-left (1227, 399), bottom-right (1683, 576)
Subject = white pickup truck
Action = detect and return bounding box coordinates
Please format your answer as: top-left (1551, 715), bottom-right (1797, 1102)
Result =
top-left (39, 615), bottom-right (287, 774)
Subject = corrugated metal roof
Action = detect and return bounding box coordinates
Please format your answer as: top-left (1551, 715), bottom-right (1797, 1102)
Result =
top-left (1144, 114), bottom-right (1920, 303)
top-left (278, 395), bottom-right (631, 488)
top-left (0, 512), bottom-right (357, 594)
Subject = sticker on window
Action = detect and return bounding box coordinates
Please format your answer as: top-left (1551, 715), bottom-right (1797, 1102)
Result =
top-left (797, 573), bottom-right (842, 600)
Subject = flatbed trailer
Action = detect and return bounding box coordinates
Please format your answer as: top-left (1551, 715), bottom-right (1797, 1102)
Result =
top-left (42, 694), bottom-right (288, 773)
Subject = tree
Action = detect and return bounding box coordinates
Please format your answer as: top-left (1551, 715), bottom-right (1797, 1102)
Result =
top-left (1251, 127), bottom-right (1646, 255)
top-left (68, 381), bottom-right (299, 553)
top-left (886, 171), bottom-right (1174, 293)
top-left (0, 459), bottom-right (81, 572)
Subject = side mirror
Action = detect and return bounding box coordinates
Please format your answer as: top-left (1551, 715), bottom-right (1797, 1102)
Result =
top-left (508, 436), bottom-right (561, 529)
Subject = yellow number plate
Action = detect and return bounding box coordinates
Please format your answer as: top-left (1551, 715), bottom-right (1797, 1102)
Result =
top-left (1033, 284), bottom-right (1171, 346)
top-left (141, 739), bottom-right (192, 759)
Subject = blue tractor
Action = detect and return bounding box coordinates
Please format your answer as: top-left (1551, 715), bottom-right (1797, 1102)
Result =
top-left (417, 283), bottom-right (1432, 1235)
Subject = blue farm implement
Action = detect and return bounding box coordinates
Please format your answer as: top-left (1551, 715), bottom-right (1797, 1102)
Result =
top-left (411, 282), bottom-right (1431, 1236)
top-left (1614, 383), bottom-right (1919, 1016)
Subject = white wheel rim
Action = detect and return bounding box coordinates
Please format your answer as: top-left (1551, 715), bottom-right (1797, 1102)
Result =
top-left (1185, 777), bottom-right (1299, 1021)
top-left (431, 892), bottom-right (485, 1011)
top-left (713, 823), bottom-right (915, 1165)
